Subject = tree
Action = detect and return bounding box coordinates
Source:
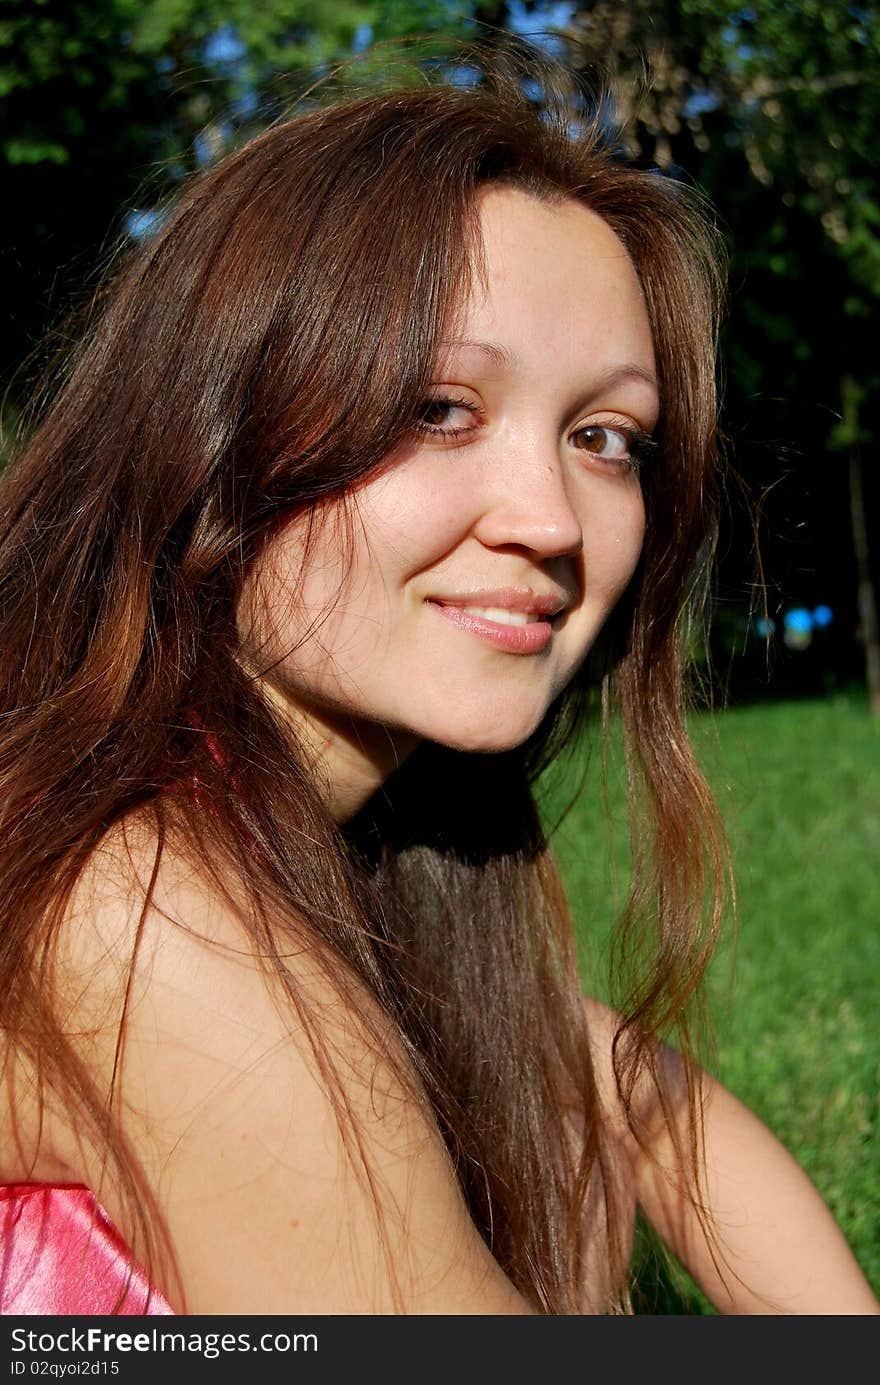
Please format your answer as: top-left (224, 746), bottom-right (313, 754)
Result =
top-left (0, 0), bottom-right (463, 394)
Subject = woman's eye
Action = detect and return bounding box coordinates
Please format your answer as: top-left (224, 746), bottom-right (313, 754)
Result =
top-left (416, 396), bottom-right (483, 437)
top-left (571, 423), bottom-right (654, 469)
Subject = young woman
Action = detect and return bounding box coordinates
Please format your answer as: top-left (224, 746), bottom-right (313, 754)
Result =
top-left (0, 57), bottom-right (876, 1316)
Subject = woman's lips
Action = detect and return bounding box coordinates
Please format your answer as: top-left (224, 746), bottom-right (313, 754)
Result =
top-left (427, 599), bottom-right (555, 653)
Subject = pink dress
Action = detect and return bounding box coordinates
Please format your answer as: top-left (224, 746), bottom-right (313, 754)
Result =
top-left (0, 1183), bottom-right (174, 1315)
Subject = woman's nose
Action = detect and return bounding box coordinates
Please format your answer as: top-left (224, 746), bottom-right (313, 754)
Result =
top-left (470, 448), bottom-right (584, 559)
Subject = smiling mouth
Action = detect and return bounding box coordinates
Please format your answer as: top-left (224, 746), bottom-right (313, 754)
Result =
top-left (445, 604), bottom-right (549, 628)
top-left (426, 598), bottom-right (558, 653)
top-left (428, 587), bottom-right (568, 618)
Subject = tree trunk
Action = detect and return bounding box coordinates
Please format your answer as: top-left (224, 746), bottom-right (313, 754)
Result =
top-left (844, 377), bottom-right (880, 716)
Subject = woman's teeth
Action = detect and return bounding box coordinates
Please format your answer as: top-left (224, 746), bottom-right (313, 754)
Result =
top-left (459, 607), bottom-right (536, 627)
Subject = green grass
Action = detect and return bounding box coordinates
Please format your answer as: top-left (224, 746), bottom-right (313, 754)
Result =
top-left (539, 687), bottom-right (880, 1310)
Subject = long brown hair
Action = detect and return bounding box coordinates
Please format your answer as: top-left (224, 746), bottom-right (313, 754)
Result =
top-left (0, 47), bottom-right (728, 1313)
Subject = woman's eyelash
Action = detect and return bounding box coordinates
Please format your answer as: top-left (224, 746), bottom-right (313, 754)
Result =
top-left (570, 421), bottom-right (658, 471)
top-left (415, 396), bottom-right (485, 436)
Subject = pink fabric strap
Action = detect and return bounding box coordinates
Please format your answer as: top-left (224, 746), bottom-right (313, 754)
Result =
top-left (0, 1183), bottom-right (174, 1315)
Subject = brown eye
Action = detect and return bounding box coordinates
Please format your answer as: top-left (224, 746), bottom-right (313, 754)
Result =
top-left (419, 400), bottom-right (455, 428)
top-left (416, 396), bottom-right (484, 437)
top-left (572, 425), bottom-right (631, 460)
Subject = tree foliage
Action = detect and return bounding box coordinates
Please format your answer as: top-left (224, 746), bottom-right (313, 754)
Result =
top-left (564, 2), bottom-right (879, 380)
top-left (0, 0), bottom-right (467, 386)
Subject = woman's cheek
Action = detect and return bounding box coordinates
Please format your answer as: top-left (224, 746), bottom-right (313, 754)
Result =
top-left (580, 487), bottom-right (645, 600)
top-left (360, 475), bottom-right (476, 570)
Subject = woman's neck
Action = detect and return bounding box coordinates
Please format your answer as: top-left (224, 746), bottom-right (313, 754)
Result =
top-left (253, 678), bottom-right (419, 822)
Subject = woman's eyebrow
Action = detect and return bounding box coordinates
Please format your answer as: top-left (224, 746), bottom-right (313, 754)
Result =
top-left (439, 338), bottom-right (518, 371)
top-left (588, 364), bottom-right (659, 394)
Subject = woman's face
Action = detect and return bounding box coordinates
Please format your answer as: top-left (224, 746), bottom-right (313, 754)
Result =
top-left (241, 186), bottom-right (657, 816)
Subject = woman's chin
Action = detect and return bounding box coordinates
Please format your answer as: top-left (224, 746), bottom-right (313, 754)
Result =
top-left (427, 715), bottom-right (544, 756)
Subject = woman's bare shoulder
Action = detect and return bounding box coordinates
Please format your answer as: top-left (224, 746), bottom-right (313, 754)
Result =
top-left (580, 994), bottom-right (687, 1148)
top-left (51, 812), bottom-right (534, 1315)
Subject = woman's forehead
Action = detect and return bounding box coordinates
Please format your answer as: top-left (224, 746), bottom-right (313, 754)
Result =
top-left (447, 186), bottom-right (656, 386)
